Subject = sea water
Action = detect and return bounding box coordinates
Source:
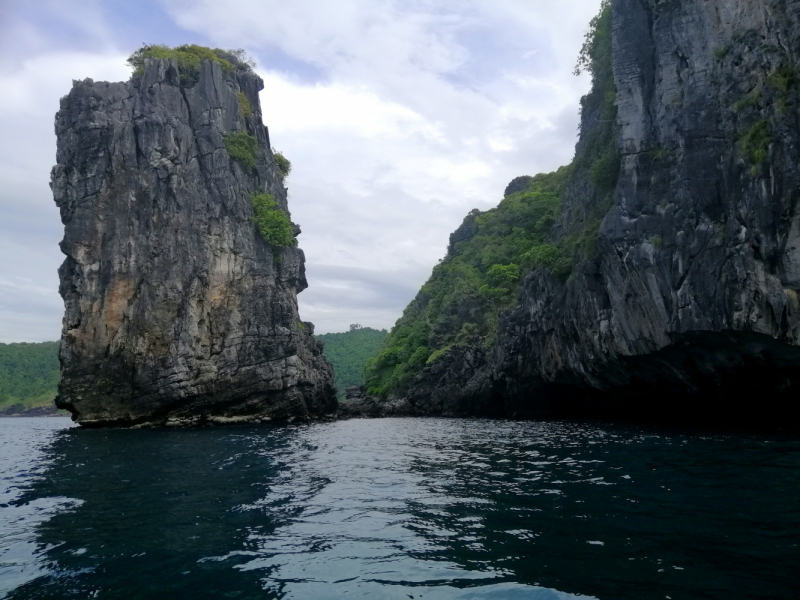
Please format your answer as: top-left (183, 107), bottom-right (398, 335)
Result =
top-left (0, 416), bottom-right (797, 599)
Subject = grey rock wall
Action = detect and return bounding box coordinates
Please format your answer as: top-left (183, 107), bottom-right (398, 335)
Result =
top-left (497, 0), bottom-right (800, 425)
top-left (52, 57), bottom-right (336, 426)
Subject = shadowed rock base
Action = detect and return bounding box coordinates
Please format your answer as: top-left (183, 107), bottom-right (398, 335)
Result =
top-left (349, 331), bottom-right (799, 431)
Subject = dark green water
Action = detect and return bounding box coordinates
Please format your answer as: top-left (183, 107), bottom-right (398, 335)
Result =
top-left (0, 417), bottom-right (798, 599)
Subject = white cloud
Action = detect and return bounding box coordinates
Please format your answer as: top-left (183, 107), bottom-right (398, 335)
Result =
top-left (191, 0), bottom-right (601, 332)
top-left (0, 52), bottom-right (130, 342)
top-left (0, 0), bottom-right (603, 340)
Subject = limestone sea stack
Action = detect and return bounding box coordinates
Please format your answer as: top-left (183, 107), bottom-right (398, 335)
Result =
top-left (52, 50), bottom-right (337, 426)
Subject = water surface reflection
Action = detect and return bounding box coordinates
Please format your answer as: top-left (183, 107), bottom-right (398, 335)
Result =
top-left (1, 417), bottom-right (798, 599)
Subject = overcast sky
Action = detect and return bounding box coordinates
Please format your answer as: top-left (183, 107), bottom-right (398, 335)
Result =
top-left (0, 0), bottom-right (601, 342)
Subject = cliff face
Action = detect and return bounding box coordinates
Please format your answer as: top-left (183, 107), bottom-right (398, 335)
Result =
top-left (499, 0), bottom-right (800, 424)
top-left (373, 0), bottom-right (800, 426)
top-left (52, 56), bottom-right (336, 426)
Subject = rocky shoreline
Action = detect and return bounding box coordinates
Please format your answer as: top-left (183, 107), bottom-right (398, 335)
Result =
top-left (0, 404), bottom-right (68, 418)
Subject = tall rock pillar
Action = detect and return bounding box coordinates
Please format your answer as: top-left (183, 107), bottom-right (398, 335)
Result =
top-left (52, 54), bottom-right (336, 426)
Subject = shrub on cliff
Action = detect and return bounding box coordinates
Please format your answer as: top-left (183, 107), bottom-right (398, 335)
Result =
top-left (739, 120), bottom-right (771, 174)
top-left (251, 193), bottom-right (295, 247)
top-left (273, 151), bottom-right (292, 179)
top-left (237, 92), bottom-right (252, 118)
top-left (211, 48), bottom-right (257, 71)
top-left (224, 132), bottom-right (258, 169)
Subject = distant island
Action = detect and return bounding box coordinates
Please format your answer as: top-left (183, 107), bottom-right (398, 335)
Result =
top-left (0, 342), bottom-right (62, 416)
top-left (317, 326), bottom-right (387, 397)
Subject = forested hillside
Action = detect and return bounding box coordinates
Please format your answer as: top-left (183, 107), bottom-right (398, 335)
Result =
top-left (0, 342), bottom-right (60, 414)
top-left (364, 2), bottom-right (616, 398)
top-left (318, 327), bottom-right (387, 395)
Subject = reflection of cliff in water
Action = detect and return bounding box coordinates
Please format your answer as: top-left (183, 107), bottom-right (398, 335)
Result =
top-left (400, 420), bottom-right (800, 600)
top-left (7, 425), bottom-right (311, 600)
top-left (4, 419), bottom-right (798, 599)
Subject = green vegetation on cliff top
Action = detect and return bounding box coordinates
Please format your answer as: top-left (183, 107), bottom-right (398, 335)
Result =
top-left (127, 44), bottom-right (255, 79)
top-left (318, 327), bottom-right (388, 397)
top-left (0, 342), bottom-right (60, 413)
top-left (364, 1), bottom-right (618, 398)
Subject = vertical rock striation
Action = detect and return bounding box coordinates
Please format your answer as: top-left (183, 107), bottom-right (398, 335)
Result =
top-left (497, 0), bottom-right (800, 425)
top-left (52, 55), bottom-right (336, 426)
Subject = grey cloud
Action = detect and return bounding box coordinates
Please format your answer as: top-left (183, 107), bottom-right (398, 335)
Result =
top-left (0, 275), bottom-right (62, 343)
top-left (0, 309), bottom-right (62, 343)
top-left (304, 263), bottom-right (429, 307)
top-left (298, 264), bottom-right (423, 333)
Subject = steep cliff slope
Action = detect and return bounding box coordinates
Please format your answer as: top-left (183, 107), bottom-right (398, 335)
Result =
top-left (52, 47), bottom-right (336, 426)
top-left (367, 0), bottom-right (800, 426)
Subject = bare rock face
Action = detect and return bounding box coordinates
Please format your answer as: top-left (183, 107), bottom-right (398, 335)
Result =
top-left (52, 57), bottom-right (336, 426)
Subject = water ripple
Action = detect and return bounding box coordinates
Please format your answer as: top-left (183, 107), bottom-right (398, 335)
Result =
top-left (1, 417), bottom-right (798, 599)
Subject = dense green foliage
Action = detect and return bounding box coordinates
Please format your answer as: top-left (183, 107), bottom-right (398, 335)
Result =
top-left (274, 152), bottom-right (292, 179)
top-left (364, 2), bottom-right (618, 398)
top-left (224, 132), bottom-right (258, 169)
top-left (0, 342), bottom-right (60, 411)
top-left (364, 169), bottom-right (569, 397)
top-left (251, 193), bottom-right (295, 247)
top-left (317, 327), bottom-right (387, 395)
